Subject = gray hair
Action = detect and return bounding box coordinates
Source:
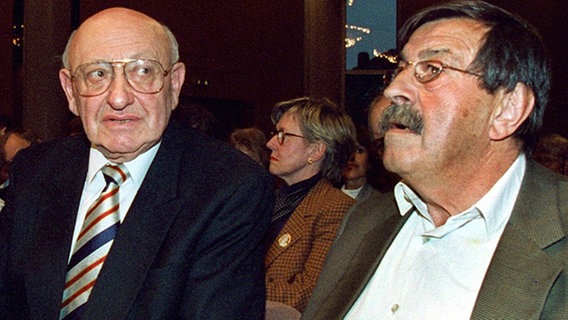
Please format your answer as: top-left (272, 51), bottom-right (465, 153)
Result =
top-left (271, 97), bottom-right (357, 186)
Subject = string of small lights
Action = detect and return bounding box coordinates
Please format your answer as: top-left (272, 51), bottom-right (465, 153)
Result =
top-left (346, 0), bottom-right (396, 61)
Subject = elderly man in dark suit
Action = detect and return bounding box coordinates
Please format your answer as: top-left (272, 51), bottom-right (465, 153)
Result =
top-left (0, 7), bottom-right (273, 319)
top-left (303, 1), bottom-right (567, 319)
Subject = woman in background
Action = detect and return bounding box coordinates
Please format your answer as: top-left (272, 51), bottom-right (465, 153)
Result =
top-left (341, 143), bottom-right (380, 203)
top-left (264, 97), bottom-right (357, 314)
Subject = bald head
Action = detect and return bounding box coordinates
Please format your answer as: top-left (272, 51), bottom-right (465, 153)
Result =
top-left (62, 8), bottom-right (178, 70)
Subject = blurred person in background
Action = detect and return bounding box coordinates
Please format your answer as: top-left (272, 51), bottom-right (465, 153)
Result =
top-left (264, 97), bottom-right (357, 314)
top-left (230, 127), bottom-right (270, 168)
top-left (341, 126), bottom-right (381, 203)
top-left (0, 128), bottom-right (40, 210)
top-left (366, 94), bottom-right (400, 192)
top-left (532, 133), bottom-right (568, 175)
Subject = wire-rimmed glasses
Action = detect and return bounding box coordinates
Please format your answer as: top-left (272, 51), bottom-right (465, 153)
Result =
top-left (393, 60), bottom-right (482, 84)
top-left (70, 59), bottom-right (176, 97)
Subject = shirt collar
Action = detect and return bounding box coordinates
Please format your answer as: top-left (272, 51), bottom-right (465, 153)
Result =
top-left (394, 153), bottom-right (526, 235)
top-left (475, 153), bottom-right (525, 234)
top-left (86, 141), bottom-right (161, 185)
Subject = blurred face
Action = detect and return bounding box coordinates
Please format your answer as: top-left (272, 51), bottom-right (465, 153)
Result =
top-left (3, 133), bottom-right (31, 162)
top-left (1, 133), bottom-right (32, 184)
top-left (533, 152), bottom-right (564, 174)
top-left (59, 8), bottom-right (185, 163)
top-left (382, 18), bottom-right (498, 185)
top-left (369, 95), bottom-right (391, 141)
top-left (266, 112), bottom-right (320, 185)
top-left (342, 146), bottom-right (369, 184)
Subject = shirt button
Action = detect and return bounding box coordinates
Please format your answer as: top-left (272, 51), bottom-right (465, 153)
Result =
top-left (391, 303), bottom-right (399, 314)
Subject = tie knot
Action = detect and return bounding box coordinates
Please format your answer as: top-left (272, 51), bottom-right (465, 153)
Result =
top-left (101, 164), bottom-right (129, 187)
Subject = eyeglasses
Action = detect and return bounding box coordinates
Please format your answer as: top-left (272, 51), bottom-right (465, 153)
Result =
top-left (393, 60), bottom-right (482, 84)
top-left (70, 59), bottom-right (176, 97)
top-left (271, 129), bottom-right (307, 145)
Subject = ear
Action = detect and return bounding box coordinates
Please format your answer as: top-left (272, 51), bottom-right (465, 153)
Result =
top-left (488, 82), bottom-right (535, 141)
top-left (307, 141), bottom-right (326, 163)
top-left (59, 68), bottom-right (79, 116)
top-left (169, 62), bottom-right (186, 111)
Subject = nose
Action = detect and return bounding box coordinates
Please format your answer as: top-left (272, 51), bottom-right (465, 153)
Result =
top-left (383, 67), bottom-right (415, 107)
top-left (266, 133), bottom-right (279, 151)
top-left (106, 70), bottom-right (134, 110)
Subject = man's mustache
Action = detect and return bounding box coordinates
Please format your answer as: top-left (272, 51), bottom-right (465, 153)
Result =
top-left (378, 104), bottom-right (424, 137)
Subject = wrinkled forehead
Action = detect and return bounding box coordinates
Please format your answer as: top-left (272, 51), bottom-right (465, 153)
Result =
top-left (68, 10), bottom-right (171, 69)
top-left (401, 18), bottom-right (488, 62)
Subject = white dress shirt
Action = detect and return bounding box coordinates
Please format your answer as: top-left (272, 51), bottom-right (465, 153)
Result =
top-left (341, 185), bottom-right (363, 199)
top-left (345, 154), bottom-right (526, 320)
top-left (68, 143), bottom-right (160, 259)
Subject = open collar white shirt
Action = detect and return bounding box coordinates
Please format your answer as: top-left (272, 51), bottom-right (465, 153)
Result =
top-left (68, 142), bottom-right (160, 258)
top-left (345, 154), bottom-right (526, 320)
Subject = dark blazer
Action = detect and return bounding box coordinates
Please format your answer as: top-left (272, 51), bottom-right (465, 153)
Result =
top-left (265, 179), bottom-right (355, 313)
top-left (303, 160), bottom-right (568, 319)
top-left (0, 122), bottom-right (274, 320)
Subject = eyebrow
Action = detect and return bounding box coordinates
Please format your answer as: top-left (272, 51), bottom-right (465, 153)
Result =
top-left (401, 47), bottom-right (452, 62)
top-left (421, 48), bottom-right (451, 59)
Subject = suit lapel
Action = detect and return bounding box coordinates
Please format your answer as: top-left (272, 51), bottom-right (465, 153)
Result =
top-left (472, 161), bottom-right (566, 318)
top-left (264, 180), bottom-right (326, 266)
top-left (26, 140), bottom-right (89, 318)
top-left (83, 125), bottom-right (186, 318)
top-left (264, 202), bottom-right (307, 266)
top-left (322, 210), bottom-right (406, 318)
top-left (472, 224), bottom-right (563, 319)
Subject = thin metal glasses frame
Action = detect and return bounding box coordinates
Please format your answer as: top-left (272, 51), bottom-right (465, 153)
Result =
top-left (393, 59), bottom-right (482, 84)
top-left (70, 59), bottom-right (176, 97)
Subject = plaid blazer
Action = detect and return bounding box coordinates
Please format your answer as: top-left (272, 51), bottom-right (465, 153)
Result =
top-left (265, 178), bottom-right (356, 312)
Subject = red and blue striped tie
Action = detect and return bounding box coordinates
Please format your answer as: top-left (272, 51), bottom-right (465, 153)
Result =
top-left (60, 164), bottom-right (128, 319)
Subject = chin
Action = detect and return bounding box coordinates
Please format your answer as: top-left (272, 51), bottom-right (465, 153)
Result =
top-left (382, 156), bottom-right (402, 174)
top-left (268, 166), bottom-right (279, 176)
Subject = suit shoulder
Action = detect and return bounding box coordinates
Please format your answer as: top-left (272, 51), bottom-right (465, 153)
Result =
top-left (166, 125), bottom-right (272, 186)
top-left (345, 191), bottom-right (397, 227)
top-left (300, 180), bottom-right (356, 217)
top-left (357, 191), bottom-right (395, 211)
top-left (13, 135), bottom-right (88, 171)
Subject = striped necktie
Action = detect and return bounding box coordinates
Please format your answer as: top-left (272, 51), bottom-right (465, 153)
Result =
top-left (60, 164), bottom-right (129, 319)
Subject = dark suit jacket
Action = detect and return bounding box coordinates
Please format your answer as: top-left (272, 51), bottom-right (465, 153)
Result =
top-left (265, 179), bottom-right (355, 313)
top-left (303, 160), bottom-right (568, 319)
top-left (0, 122), bottom-right (274, 319)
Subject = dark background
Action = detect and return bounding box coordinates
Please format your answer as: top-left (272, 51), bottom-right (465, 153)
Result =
top-left (0, 0), bottom-right (565, 142)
